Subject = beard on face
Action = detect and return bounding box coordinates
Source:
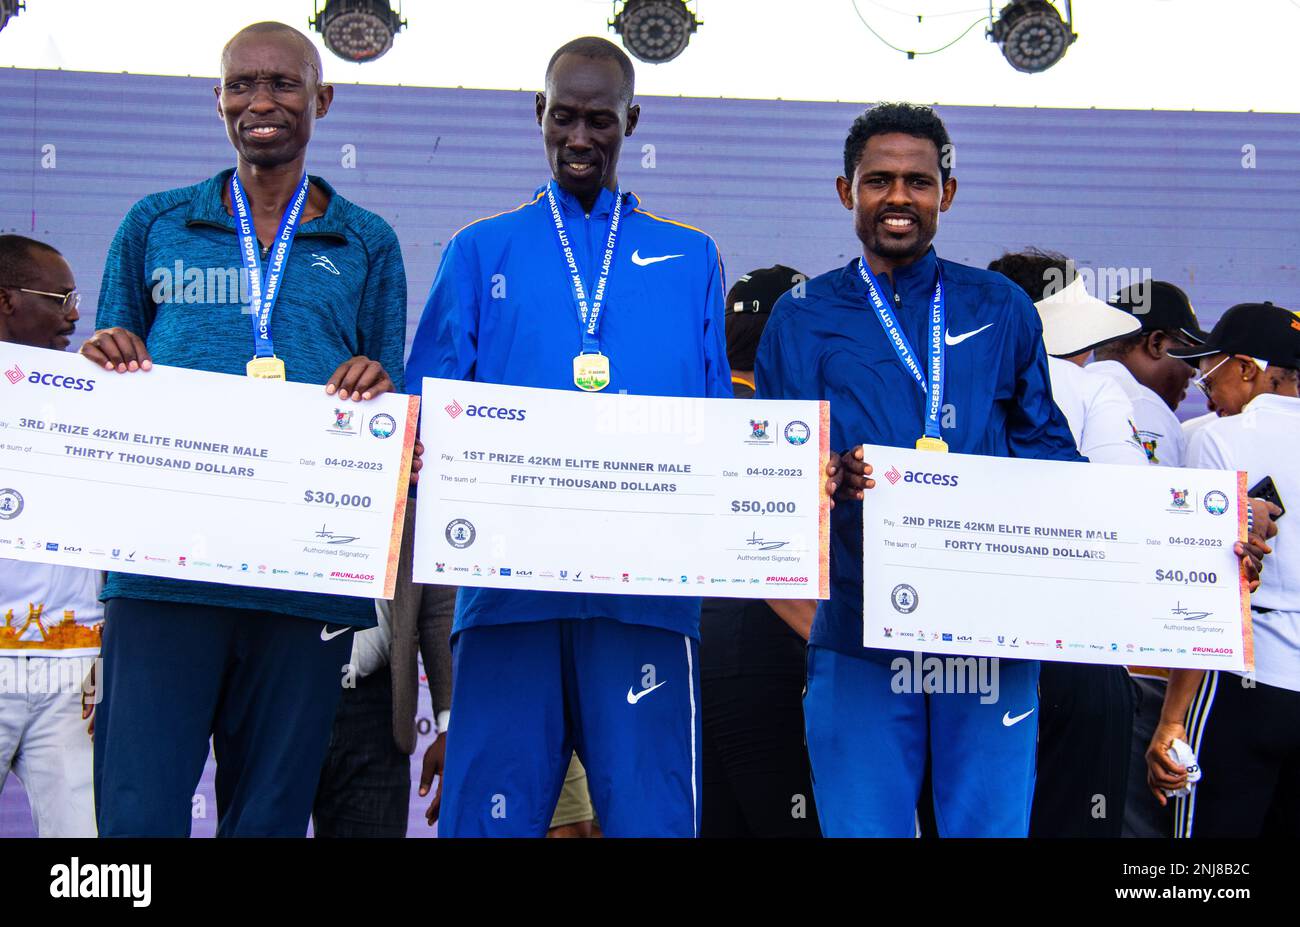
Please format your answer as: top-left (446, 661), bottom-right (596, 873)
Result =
top-left (856, 208), bottom-right (934, 265)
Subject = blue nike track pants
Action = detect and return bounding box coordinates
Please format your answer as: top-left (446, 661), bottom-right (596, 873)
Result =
top-left (93, 598), bottom-right (352, 836)
top-left (440, 617), bottom-right (701, 837)
top-left (804, 645), bottom-right (1039, 837)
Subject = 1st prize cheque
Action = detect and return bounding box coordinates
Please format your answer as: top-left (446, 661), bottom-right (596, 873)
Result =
top-left (0, 343), bottom-right (418, 598)
top-left (414, 378), bottom-right (830, 598)
top-left (861, 445), bottom-right (1252, 671)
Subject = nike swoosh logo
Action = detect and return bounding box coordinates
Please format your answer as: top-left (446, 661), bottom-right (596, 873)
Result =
top-left (630, 250), bottom-right (684, 266)
top-left (626, 681), bottom-right (667, 704)
top-left (944, 323), bottom-right (994, 346)
top-left (1002, 708), bottom-right (1035, 727)
top-left (320, 625), bottom-right (350, 642)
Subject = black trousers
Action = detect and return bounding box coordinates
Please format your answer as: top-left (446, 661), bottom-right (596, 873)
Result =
top-left (1178, 671), bottom-right (1300, 838)
top-left (1030, 661), bottom-right (1134, 838)
top-left (1123, 676), bottom-right (1174, 837)
top-left (701, 672), bottom-right (821, 838)
top-left (313, 666), bottom-right (411, 838)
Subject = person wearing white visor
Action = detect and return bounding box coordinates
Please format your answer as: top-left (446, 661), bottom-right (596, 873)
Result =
top-left (1033, 274), bottom-right (1150, 466)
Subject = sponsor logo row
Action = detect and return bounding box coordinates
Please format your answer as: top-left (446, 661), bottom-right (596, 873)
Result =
top-left (879, 626), bottom-right (1233, 658)
top-left (0, 537), bottom-right (372, 584)
top-left (430, 562), bottom-right (808, 588)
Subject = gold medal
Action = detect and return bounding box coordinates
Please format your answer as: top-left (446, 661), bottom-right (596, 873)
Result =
top-left (246, 356), bottom-right (287, 380)
top-left (915, 435), bottom-right (948, 453)
top-left (573, 353), bottom-right (611, 392)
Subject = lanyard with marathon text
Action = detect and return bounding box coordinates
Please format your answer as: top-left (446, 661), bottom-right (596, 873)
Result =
top-left (857, 256), bottom-right (948, 452)
top-left (231, 171), bottom-right (310, 380)
top-left (545, 180), bottom-right (623, 392)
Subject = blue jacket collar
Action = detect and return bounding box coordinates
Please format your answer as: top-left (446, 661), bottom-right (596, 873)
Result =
top-left (534, 181), bottom-right (638, 219)
top-left (186, 168), bottom-right (348, 242)
top-left (848, 246), bottom-right (940, 302)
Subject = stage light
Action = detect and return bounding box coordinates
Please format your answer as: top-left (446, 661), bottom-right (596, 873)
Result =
top-left (310, 0), bottom-right (406, 64)
top-left (989, 0), bottom-right (1076, 73)
top-left (0, 0), bottom-right (25, 35)
top-left (609, 0), bottom-right (701, 65)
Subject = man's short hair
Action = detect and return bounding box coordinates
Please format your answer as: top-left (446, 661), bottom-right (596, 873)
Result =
top-left (1091, 331), bottom-right (1148, 361)
top-left (988, 248), bottom-right (1075, 302)
top-left (0, 235), bottom-right (62, 290)
top-left (843, 102), bottom-right (952, 183)
top-left (221, 21), bottom-right (324, 86)
top-left (545, 37), bottom-right (635, 107)
top-left (1268, 365), bottom-right (1300, 386)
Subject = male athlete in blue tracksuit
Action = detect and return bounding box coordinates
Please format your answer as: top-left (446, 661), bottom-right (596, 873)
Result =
top-left (406, 38), bottom-right (730, 837)
top-left (757, 104), bottom-right (1082, 836)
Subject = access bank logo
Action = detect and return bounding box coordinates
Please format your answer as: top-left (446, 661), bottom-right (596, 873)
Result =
top-left (445, 400), bottom-right (527, 422)
top-left (5, 366), bottom-right (97, 392)
top-left (884, 465), bottom-right (959, 488)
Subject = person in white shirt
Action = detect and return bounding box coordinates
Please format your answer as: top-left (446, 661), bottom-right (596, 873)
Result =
top-left (1090, 280), bottom-right (1208, 468)
top-left (987, 249), bottom-right (1146, 836)
top-left (1086, 279), bottom-right (1210, 836)
top-left (1181, 410), bottom-right (1217, 443)
top-left (0, 235), bottom-right (100, 836)
top-left (1147, 302), bottom-right (1299, 837)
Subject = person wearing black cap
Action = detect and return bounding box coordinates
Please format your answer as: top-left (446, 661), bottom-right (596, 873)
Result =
top-left (1091, 280), bottom-right (1208, 468)
top-left (1090, 280), bottom-right (1208, 837)
top-left (699, 265), bottom-right (821, 838)
top-left (724, 265), bottom-right (803, 397)
top-left (1147, 303), bottom-right (1297, 837)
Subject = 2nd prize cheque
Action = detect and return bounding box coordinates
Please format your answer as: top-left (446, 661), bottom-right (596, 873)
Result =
top-left (0, 343), bottom-right (418, 598)
top-left (861, 444), bottom-right (1252, 671)
top-left (413, 378), bottom-right (830, 598)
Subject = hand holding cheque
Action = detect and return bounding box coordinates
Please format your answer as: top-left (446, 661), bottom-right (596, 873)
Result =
top-left (412, 379), bottom-right (833, 599)
top-left (2, 345), bottom-right (1263, 661)
top-left (0, 343), bottom-right (417, 598)
top-left (850, 443), bottom-right (1256, 672)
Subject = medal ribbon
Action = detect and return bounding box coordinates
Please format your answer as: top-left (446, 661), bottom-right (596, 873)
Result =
top-left (231, 171), bottom-right (310, 359)
top-left (545, 181), bottom-right (623, 355)
top-left (857, 257), bottom-right (946, 442)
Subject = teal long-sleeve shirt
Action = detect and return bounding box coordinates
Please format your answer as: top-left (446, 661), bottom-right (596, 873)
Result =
top-left (94, 168), bottom-right (407, 626)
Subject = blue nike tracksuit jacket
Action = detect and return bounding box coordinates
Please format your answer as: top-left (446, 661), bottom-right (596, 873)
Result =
top-left (757, 247), bottom-right (1082, 836)
top-left (406, 183), bottom-right (732, 639)
top-left (405, 182), bottom-right (730, 836)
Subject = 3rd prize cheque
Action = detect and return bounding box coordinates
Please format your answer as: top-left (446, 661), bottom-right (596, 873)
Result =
top-left (413, 378), bottom-right (830, 598)
top-left (861, 444), bottom-right (1252, 671)
top-left (0, 343), bottom-right (418, 598)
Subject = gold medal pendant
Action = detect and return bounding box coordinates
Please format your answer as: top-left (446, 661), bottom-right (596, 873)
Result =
top-left (246, 356), bottom-right (287, 380)
top-left (573, 353), bottom-right (611, 392)
top-left (915, 435), bottom-right (948, 453)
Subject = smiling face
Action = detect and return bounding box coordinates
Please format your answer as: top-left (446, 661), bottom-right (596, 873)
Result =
top-left (0, 247), bottom-right (78, 350)
top-left (536, 53), bottom-right (639, 208)
top-left (216, 30), bottom-right (332, 168)
top-left (837, 132), bottom-right (956, 274)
